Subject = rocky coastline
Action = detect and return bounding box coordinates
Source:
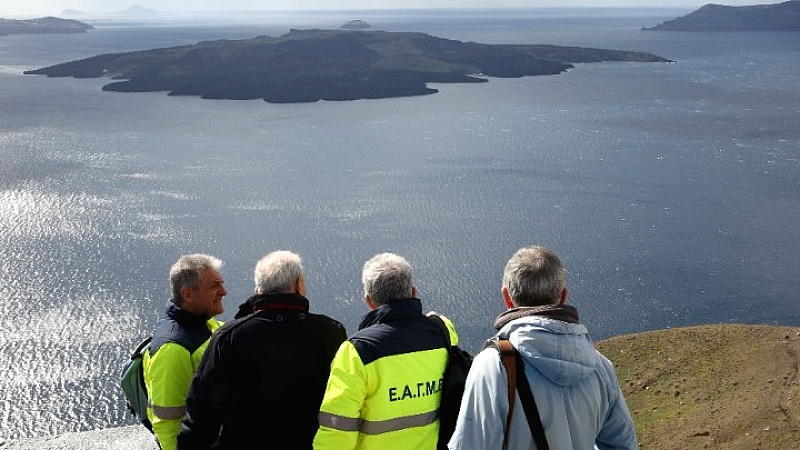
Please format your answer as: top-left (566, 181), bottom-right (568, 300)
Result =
top-left (643, 0), bottom-right (800, 31)
top-left (23, 29), bottom-right (671, 104)
top-left (0, 17), bottom-right (92, 35)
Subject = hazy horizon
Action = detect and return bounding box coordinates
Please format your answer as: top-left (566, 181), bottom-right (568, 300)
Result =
top-left (0, 0), bottom-right (773, 18)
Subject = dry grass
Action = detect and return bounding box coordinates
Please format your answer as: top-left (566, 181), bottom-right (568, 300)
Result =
top-left (596, 324), bottom-right (800, 450)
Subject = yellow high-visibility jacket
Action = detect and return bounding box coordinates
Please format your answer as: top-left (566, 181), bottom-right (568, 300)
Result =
top-left (143, 302), bottom-right (222, 450)
top-left (314, 298), bottom-right (457, 450)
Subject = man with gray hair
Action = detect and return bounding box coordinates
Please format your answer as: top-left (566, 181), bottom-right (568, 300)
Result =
top-left (314, 252), bottom-right (461, 450)
top-left (178, 250), bottom-right (347, 450)
top-left (448, 245), bottom-right (638, 450)
top-left (144, 253), bottom-right (227, 450)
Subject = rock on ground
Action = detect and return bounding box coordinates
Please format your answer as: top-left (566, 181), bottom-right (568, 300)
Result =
top-left (0, 426), bottom-right (156, 450)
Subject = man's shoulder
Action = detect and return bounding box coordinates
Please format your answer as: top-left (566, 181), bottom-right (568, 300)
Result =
top-left (474, 342), bottom-right (505, 364)
top-left (151, 317), bottom-right (211, 354)
top-left (307, 311), bottom-right (347, 329)
top-left (217, 310), bottom-right (346, 335)
top-left (427, 313), bottom-right (461, 346)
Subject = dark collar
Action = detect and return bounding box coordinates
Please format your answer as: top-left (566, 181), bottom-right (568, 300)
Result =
top-left (166, 300), bottom-right (209, 326)
top-left (494, 304), bottom-right (580, 330)
top-left (358, 297), bottom-right (423, 331)
top-left (234, 292), bottom-right (310, 319)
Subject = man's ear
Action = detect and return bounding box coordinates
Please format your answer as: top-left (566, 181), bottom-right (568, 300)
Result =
top-left (558, 287), bottom-right (569, 306)
top-left (365, 294), bottom-right (377, 310)
top-left (181, 286), bottom-right (193, 303)
top-left (501, 286), bottom-right (514, 309)
top-left (296, 276), bottom-right (307, 297)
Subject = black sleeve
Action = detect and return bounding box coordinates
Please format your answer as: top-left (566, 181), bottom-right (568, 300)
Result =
top-left (177, 332), bottom-right (232, 450)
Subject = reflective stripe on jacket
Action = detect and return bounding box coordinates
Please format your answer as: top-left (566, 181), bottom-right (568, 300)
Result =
top-left (144, 301), bottom-right (222, 450)
top-left (314, 298), bottom-right (457, 450)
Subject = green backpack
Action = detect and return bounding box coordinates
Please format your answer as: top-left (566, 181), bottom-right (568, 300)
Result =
top-left (120, 336), bottom-right (153, 432)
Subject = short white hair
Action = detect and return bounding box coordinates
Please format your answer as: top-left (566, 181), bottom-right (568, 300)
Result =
top-left (169, 254), bottom-right (223, 304)
top-left (361, 253), bottom-right (413, 306)
top-left (254, 250), bottom-right (304, 294)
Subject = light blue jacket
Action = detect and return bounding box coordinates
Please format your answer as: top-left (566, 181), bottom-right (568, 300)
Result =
top-left (448, 314), bottom-right (637, 450)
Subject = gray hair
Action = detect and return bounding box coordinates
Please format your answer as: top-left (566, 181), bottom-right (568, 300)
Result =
top-left (254, 250), bottom-right (304, 294)
top-left (169, 254), bottom-right (224, 304)
top-left (502, 246), bottom-right (565, 306)
top-left (362, 253), bottom-right (413, 306)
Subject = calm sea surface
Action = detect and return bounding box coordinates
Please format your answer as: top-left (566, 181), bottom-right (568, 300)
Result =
top-left (0, 8), bottom-right (798, 440)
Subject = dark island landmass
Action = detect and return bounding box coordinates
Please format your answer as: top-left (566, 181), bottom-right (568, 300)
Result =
top-left (0, 16), bottom-right (93, 36)
top-left (24, 29), bottom-right (671, 104)
top-left (643, 0), bottom-right (800, 31)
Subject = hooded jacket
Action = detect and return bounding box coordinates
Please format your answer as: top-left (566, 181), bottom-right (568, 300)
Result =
top-left (447, 305), bottom-right (637, 450)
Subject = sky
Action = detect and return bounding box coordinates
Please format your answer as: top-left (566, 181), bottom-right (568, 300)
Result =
top-left (0, 0), bottom-right (771, 18)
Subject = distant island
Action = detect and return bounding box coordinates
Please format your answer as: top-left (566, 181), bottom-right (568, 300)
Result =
top-left (60, 9), bottom-right (86, 17)
top-left (24, 29), bottom-right (671, 104)
top-left (0, 17), bottom-right (93, 36)
top-left (643, 0), bottom-right (800, 31)
top-left (121, 4), bottom-right (158, 15)
top-left (341, 20), bottom-right (371, 30)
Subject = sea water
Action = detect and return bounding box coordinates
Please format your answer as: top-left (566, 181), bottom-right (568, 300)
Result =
top-left (0, 8), bottom-right (798, 440)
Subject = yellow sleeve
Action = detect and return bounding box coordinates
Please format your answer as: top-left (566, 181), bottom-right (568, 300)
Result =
top-left (146, 342), bottom-right (193, 450)
top-left (313, 341), bottom-right (367, 450)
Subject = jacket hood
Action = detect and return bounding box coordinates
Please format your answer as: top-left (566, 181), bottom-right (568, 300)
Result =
top-left (496, 313), bottom-right (599, 388)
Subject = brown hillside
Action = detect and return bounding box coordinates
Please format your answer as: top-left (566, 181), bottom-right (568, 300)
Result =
top-left (596, 324), bottom-right (800, 450)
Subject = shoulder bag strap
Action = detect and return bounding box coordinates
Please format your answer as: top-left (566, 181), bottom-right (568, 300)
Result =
top-left (513, 350), bottom-right (550, 450)
top-left (493, 339), bottom-right (517, 450)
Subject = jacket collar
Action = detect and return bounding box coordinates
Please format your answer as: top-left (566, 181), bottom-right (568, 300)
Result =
top-left (494, 304), bottom-right (580, 330)
top-left (358, 297), bottom-right (423, 330)
top-left (235, 292), bottom-right (310, 319)
top-left (166, 300), bottom-right (210, 326)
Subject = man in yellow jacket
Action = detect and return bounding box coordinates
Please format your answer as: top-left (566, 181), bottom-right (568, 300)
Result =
top-left (143, 254), bottom-right (227, 450)
top-left (314, 252), bottom-right (458, 450)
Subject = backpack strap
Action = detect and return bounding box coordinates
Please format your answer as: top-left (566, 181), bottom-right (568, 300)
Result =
top-left (486, 338), bottom-right (517, 450)
top-left (513, 349), bottom-right (550, 450)
top-left (428, 314), bottom-right (452, 348)
top-left (131, 336), bottom-right (152, 359)
top-left (486, 338), bottom-right (550, 450)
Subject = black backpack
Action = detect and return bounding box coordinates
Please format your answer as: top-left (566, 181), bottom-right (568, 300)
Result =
top-left (429, 314), bottom-right (473, 450)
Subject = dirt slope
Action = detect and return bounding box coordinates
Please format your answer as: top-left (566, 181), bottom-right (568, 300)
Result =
top-left (596, 324), bottom-right (800, 449)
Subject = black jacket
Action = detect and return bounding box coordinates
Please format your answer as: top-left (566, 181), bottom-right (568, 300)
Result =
top-left (177, 293), bottom-right (347, 450)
